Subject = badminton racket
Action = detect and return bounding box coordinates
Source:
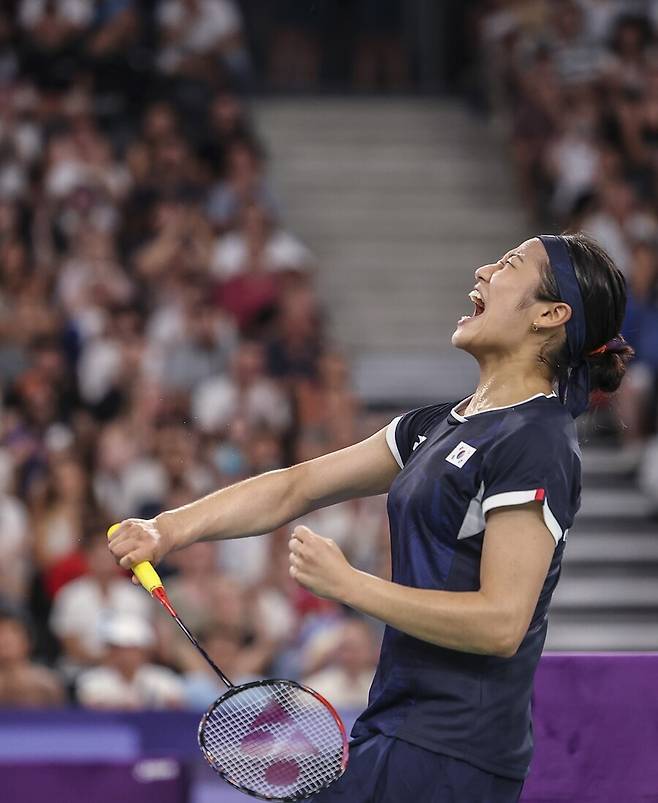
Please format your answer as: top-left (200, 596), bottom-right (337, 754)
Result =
top-left (107, 524), bottom-right (349, 801)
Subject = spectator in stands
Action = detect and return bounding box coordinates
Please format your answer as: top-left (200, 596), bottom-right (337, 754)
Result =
top-left (50, 532), bottom-right (151, 675)
top-left (156, 298), bottom-right (237, 393)
top-left (156, 0), bottom-right (248, 81)
top-left (302, 618), bottom-right (378, 709)
top-left (0, 602), bottom-right (64, 707)
top-left (547, 0), bottom-right (606, 87)
top-left (210, 201), bottom-right (314, 281)
top-left (265, 283), bottom-right (325, 384)
top-left (76, 614), bottom-right (184, 709)
top-left (603, 13), bottom-right (653, 97)
top-left (29, 456), bottom-right (88, 573)
top-left (192, 339), bottom-right (292, 435)
top-left (0, 450), bottom-right (30, 604)
top-left (197, 91), bottom-right (254, 174)
top-left (18, 0), bottom-right (92, 89)
top-left (206, 137), bottom-right (279, 232)
top-left (620, 241), bottom-right (658, 438)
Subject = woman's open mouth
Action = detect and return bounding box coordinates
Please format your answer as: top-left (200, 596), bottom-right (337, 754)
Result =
top-left (457, 289), bottom-right (486, 325)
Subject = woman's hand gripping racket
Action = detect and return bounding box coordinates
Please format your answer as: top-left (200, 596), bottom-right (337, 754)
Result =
top-left (107, 524), bottom-right (348, 801)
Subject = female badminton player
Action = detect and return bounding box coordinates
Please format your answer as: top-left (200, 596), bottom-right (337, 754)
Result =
top-left (109, 233), bottom-right (633, 802)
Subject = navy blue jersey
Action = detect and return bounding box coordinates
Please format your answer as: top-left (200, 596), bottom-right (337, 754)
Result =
top-left (351, 392), bottom-right (581, 780)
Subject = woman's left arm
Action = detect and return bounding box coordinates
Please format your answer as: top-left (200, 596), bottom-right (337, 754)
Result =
top-left (288, 501), bottom-right (555, 658)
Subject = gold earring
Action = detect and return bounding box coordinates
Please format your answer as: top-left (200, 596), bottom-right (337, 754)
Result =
top-left (532, 323), bottom-right (539, 332)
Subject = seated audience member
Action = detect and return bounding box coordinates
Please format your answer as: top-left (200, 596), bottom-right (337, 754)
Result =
top-left (206, 138), bottom-right (279, 232)
top-left (76, 614), bottom-right (184, 709)
top-left (211, 201), bottom-right (314, 281)
top-left (192, 339), bottom-right (291, 435)
top-left (156, 0), bottom-right (248, 80)
top-left (302, 618), bottom-right (378, 709)
top-left (0, 602), bottom-right (64, 707)
top-left (50, 531), bottom-right (151, 674)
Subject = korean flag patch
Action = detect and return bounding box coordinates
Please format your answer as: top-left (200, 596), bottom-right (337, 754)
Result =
top-left (446, 441), bottom-right (477, 468)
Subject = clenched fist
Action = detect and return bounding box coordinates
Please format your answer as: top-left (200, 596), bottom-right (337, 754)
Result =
top-left (288, 525), bottom-right (356, 602)
top-left (107, 518), bottom-right (173, 582)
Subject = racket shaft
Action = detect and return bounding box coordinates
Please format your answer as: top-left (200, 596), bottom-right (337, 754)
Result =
top-left (167, 606), bottom-right (234, 689)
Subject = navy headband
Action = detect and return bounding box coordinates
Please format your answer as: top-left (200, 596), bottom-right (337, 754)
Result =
top-left (538, 234), bottom-right (589, 418)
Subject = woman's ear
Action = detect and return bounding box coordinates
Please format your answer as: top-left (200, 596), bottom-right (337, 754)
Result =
top-left (539, 302), bottom-right (572, 330)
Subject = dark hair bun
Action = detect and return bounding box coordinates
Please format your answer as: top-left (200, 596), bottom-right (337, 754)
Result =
top-left (586, 336), bottom-right (635, 393)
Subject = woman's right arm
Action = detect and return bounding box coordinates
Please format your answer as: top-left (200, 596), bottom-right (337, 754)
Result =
top-left (108, 425), bottom-right (400, 570)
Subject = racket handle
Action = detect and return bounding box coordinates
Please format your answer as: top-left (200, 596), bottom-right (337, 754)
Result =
top-left (107, 523), bottom-right (164, 594)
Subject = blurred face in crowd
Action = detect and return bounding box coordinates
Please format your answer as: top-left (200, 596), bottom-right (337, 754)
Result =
top-left (0, 617), bottom-right (30, 666)
top-left (242, 202), bottom-right (270, 244)
top-left (614, 21), bottom-right (645, 59)
top-left (232, 341), bottom-right (265, 384)
top-left (630, 243), bottom-right (658, 298)
top-left (206, 575), bottom-right (246, 631)
top-left (211, 93), bottom-right (243, 134)
top-left (227, 144), bottom-right (260, 187)
top-left (552, 1), bottom-right (583, 40)
top-left (451, 238), bottom-right (567, 361)
top-left (106, 644), bottom-right (149, 679)
top-left (143, 103), bottom-right (178, 143)
top-left (52, 457), bottom-right (86, 502)
top-left (206, 627), bottom-right (242, 670)
top-left (599, 180), bottom-right (635, 220)
top-left (86, 537), bottom-right (122, 583)
top-left (334, 621), bottom-right (375, 676)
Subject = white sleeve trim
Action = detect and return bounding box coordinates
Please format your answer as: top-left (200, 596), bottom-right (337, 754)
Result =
top-left (482, 490), bottom-right (563, 546)
top-left (385, 415), bottom-right (404, 469)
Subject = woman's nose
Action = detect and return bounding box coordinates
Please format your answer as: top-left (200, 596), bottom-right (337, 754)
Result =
top-left (475, 262), bottom-right (497, 282)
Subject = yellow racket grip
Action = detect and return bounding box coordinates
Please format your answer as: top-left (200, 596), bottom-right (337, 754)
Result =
top-left (107, 523), bottom-right (164, 595)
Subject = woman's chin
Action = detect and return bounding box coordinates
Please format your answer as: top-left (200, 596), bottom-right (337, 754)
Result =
top-left (451, 325), bottom-right (474, 350)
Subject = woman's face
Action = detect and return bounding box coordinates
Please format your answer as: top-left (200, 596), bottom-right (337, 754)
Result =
top-left (451, 238), bottom-right (558, 358)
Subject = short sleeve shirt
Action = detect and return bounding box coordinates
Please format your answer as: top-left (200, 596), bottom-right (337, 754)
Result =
top-left (351, 392), bottom-right (581, 780)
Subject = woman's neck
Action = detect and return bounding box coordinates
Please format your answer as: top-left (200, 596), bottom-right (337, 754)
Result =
top-left (463, 360), bottom-right (554, 416)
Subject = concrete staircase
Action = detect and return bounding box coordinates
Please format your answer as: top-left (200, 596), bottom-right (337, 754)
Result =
top-left (254, 98), bottom-right (528, 404)
top-left (255, 97), bottom-right (657, 652)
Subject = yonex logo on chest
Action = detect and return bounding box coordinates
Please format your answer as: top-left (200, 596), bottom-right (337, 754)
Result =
top-left (446, 441), bottom-right (477, 468)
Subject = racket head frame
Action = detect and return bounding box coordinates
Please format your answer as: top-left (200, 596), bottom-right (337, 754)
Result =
top-left (198, 678), bottom-right (349, 802)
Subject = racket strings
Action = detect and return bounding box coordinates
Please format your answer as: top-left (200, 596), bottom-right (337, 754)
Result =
top-left (200, 682), bottom-right (345, 800)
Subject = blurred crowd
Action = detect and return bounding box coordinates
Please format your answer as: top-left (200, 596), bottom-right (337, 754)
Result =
top-left (0, 2), bottom-right (388, 711)
top-left (476, 0), bottom-right (658, 503)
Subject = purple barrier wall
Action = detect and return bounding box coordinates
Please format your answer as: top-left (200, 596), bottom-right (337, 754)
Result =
top-left (521, 653), bottom-right (658, 802)
top-left (1, 654), bottom-right (657, 802)
top-left (1, 761), bottom-right (190, 803)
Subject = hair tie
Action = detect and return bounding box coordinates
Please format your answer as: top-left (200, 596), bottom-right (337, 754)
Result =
top-left (589, 337), bottom-right (626, 357)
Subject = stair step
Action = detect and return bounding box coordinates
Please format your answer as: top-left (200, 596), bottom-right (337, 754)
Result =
top-left (552, 575), bottom-right (658, 608)
top-left (564, 533), bottom-right (658, 563)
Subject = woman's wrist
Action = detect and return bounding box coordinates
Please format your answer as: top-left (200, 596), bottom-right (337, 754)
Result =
top-left (339, 567), bottom-right (370, 608)
top-left (154, 509), bottom-right (192, 553)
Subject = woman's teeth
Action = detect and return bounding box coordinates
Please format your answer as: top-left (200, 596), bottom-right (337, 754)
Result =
top-left (467, 290), bottom-right (485, 317)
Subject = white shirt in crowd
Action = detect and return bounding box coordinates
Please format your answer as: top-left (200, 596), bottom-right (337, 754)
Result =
top-left (157, 0), bottom-right (242, 71)
top-left (210, 231), bottom-right (313, 280)
top-left (76, 664), bottom-right (185, 709)
top-left (50, 577), bottom-right (152, 660)
top-left (19, 0), bottom-right (93, 28)
top-left (302, 668), bottom-right (374, 710)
